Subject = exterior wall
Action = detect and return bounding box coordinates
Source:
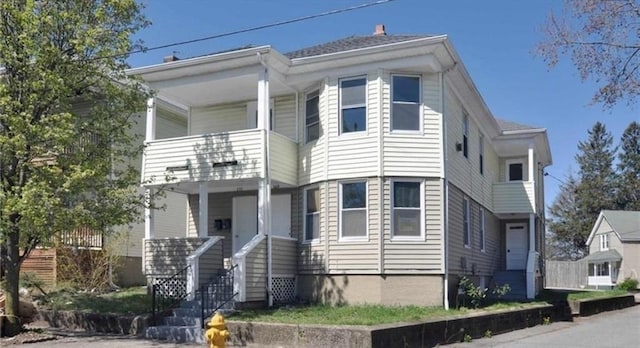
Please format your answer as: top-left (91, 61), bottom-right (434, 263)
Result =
top-left (298, 82), bottom-right (327, 185)
top-left (245, 238), bottom-right (267, 301)
top-left (297, 274), bottom-right (443, 306)
top-left (445, 87), bottom-right (498, 211)
top-left (447, 184), bottom-right (501, 276)
top-left (144, 238), bottom-right (207, 276)
top-left (588, 218), bottom-right (623, 253)
top-left (621, 242), bottom-right (640, 285)
top-left (196, 240), bottom-right (224, 288)
top-left (272, 237), bottom-right (297, 276)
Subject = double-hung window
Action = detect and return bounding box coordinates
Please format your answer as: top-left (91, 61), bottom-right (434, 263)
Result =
top-left (304, 187), bottom-right (320, 241)
top-left (340, 78), bottom-right (366, 133)
top-left (391, 75), bottom-right (421, 131)
top-left (340, 181), bottom-right (367, 238)
top-left (392, 181), bottom-right (423, 238)
top-left (479, 208), bottom-right (486, 252)
top-left (463, 197), bottom-right (471, 247)
top-left (305, 90), bottom-right (320, 143)
top-left (462, 113), bottom-right (469, 158)
top-left (599, 234), bottom-right (609, 251)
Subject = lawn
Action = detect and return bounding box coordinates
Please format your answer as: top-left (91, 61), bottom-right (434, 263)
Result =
top-left (37, 286), bottom-right (151, 316)
top-left (537, 288), bottom-right (629, 302)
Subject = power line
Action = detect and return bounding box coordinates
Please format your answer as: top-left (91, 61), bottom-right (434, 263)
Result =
top-left (544, 172), bottom-right (568, 186)
top-left (94, 0), bottom-right (398, 61)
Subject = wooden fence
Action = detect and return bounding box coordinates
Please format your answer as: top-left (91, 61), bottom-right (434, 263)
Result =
top-left (545, 259), bottom-right (588, 289)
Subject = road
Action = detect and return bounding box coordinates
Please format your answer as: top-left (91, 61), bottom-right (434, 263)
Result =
top-left (449, 304), bottom-right (640, 348)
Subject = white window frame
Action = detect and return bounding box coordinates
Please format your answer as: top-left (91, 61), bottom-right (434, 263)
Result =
top-left (338, 180), bottom-right (368, 241)
top-left (479, 208), bottom-right (486, 252)
top-left (479, 134), bottom-right (484, 175)
top-left (505, 159), bottom-right (525, 181)
top-left (339, 76), bottom-right (367, 134)
top-left (462, 112), bottom-right (469, 158)
top-left (463, 197), bottom-right (471, 248)
top-left (303, 186), bottom-right (320, 243)
top-left (304, 90), bottom-right (320, 143)
top-left (599, 234), bottom-right (609, 251)
top-left (391, 74), bottom-right (422, 133)
top-left (390, 179), bottom-right (425, 240)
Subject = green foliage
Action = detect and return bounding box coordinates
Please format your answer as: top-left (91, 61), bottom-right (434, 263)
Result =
top-left (616, 277), bottom-right (639, 292)
top-left (459, 276), bottom-right (487, 309)
top-left (491, 283), bottom-right (511, 299)
top-left (616, 122), bottom-right (640, 210)
top-left (37, 286), bottom-right (149, 315)
top-left (19, 272), bottom-right (48, 295)
top-left (542, 316), bottom-right (551, 325)
top-left (483, 330), bottom-right (492, 338)
top-left (463, 334), bottom-right (473, 343)
top-left (0, 0), bottom-right (150, 334)
top-left (537, 0), bottom-right (640, 108)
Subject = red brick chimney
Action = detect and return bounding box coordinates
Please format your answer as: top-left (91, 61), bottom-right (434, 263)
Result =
top-left (373, 24), bottom-right (386, 36)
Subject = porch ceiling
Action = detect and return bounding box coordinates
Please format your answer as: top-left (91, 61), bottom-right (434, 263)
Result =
top-left (153, 178), bottom-right (296, 195)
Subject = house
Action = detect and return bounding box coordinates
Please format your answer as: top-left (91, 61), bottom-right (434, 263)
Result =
top-left (127, 24), bottom-right (552, 310)
top-left (584, 210), bottom-right (640, 289)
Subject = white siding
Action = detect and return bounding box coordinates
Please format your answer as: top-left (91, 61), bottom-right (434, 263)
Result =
top-left (272, 237), bottom-right (297, 275)
top-left (191, 102), bottom-right (246, 135)
top-left (270, 133), bottom-right (298, 186)
top-left (245, 238), bottom-right (267, 301)
top-left (299, 184), bottom-right (327, 273)
top-left (299, 82), bottom-right (328, 185)
top-left (493, 181), bottom-right (535, 214)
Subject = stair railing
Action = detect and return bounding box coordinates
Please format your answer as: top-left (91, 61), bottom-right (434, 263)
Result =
top-left (197, 264), bottom-right (238, 328)
top-left (151, 265), bottom-right (191, 325)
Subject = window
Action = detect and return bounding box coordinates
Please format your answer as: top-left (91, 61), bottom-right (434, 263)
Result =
top-left (340, 182), bottom-right (367, 238)
top-left (479, 134), bottom-right (484, 175)
top-left (463, 197), bottom-right (470, 247)
top-left (392, 181), bottom-right (423, 238)
top-left (305, 90), bottom-right (320, 143)
top-left (247, 101), bottom-right (274, 130)
top-left (599, 234), bottom-right (609, 251)
top-left (462, 113), bottom-right (469, 158)
top-left (340, 78), bottom-right (366, 133)
top-left (479, 208), bottom-right (486, 252)
top-left (589, 262), bottom-right (610, 276)
top-left (507, 161), bottom-right (524, 181)
top-left (392, 75), bottom-right (421, 131)
top-left (304, 187), bottom-right (320, 241)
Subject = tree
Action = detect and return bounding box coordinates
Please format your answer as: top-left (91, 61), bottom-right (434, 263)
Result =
top-left (538, 0), bottom-right (640, 108)
top-left (0, 0), bottom-right (148, 336)
top-left (546, 174), bottom-right (584, 260)
top-left (574, 122), bottom-right (617, 251)
top-left (616, 121), bottom-right (640, 210)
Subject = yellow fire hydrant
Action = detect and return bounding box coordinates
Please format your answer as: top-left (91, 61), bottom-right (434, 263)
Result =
top-left (205, 312), bottom-right (230, 348)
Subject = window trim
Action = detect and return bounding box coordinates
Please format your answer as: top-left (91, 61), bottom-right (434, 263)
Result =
top-left (599, 234), bottom-right (609, 251)
top-left (390, 74), bottom-right (422, 133)
top-left (338, 180), bottom-right (368, 241)
top-left (505, 159), bottom-right (525, 181)
top-left (479, 208), bottom-right (486, 252)
top-left (303, 186), bottom-right (320, 243)
top-left (479, 134), bottom-right (484, 175)
top-left (463, 197), bottom-right (471, 248)
top-left (390, 179), bottom-right (425, 240)
top-left (304, 89), bottom-right (320, 143)
top-left (339, 76), bottom-right (367, 135)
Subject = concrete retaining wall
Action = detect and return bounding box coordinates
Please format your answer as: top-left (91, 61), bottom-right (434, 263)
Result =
top-left (36, 310), bottom-right (150, 335)
top-left (568, 294), bottom-right (636, 316)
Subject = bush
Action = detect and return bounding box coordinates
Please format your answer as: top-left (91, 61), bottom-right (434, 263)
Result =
top-left (459, 276), bottom-right (487, 309)
top-left (617, 277), bottom-right (639, 292)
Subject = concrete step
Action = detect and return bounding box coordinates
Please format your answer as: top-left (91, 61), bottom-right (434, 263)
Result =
top-left (172, 307), bottom-right (200, 317)
top-left (145, 325), bottom-right (204, 343)
top-left (163, 315), bottom-right (202, 327)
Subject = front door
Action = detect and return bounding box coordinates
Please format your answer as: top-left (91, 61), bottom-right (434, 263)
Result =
top-left (232, 196), bottom-right (257, 254)
top-left (506, 223), bottom-right (527, 270)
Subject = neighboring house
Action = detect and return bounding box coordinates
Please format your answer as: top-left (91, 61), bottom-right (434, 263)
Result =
top-left (584, 210), bottom-right (640, 289)
top-left (128, 25), bottom-right (552, 309)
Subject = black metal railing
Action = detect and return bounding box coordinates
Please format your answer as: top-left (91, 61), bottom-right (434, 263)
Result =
top-left (197, 265), bottom-right (238, 328)
top-left (151, 265), bottom-right (191, 325)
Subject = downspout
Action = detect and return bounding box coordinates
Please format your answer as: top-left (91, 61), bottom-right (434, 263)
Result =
top-left (257, 52), bottom-right (273, 307)
top-left (441, 64), bottom-right (456, 310)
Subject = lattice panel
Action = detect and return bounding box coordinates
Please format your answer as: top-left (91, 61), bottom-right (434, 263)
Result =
top-left (154, 276), bottom-right (187, 299)
top-left (273, 277), bottom-right (296, 304)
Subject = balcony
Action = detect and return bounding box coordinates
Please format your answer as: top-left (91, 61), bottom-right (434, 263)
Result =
top-left (493, 181), bottom-right (535, 215)
top-left (142, 129), bottom-right (297, 189)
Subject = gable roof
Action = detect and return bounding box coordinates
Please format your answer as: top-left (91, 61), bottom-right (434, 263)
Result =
top-left (496, 118), bottom-right (543, 132)
top-left (586, 210), bottom-right (640, 245)
top-left (285, 34), bottom-right (431, 59)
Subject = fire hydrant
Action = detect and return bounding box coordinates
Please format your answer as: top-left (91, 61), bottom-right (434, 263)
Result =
top-left (205, 312), bottom-right (230, 348)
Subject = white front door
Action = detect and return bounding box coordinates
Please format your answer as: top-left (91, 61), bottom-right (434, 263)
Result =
top-left (232, 196), bottom-right (257, 254)
top-left (506, 223), bottom-right (528, 270)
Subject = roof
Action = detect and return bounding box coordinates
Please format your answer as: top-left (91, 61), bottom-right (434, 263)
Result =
top-left (495, 118), bottom-right (542, 132)
top-left (583, 249), bottom-right (622, 263)
top-left (285, 34), bottom-right (431, 59)
top-left (601, 210), bottom-right (640, 241)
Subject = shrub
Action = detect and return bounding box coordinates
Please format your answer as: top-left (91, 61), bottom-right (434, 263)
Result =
top-left (459, 276), bottom-right (487, 309)
top-left (617, 277), bottom-right (639, 292)
top-left (492, 283), bottom-right (511, 299)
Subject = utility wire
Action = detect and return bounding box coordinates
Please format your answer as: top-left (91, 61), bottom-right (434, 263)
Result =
top-left (544, 172), bottom-right (568, 186)
top-left (93, 0), bottom-right (397, 61)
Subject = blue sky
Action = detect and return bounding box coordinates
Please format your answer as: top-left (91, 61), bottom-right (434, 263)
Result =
top-left (129, 0), bottom-right (639, 207)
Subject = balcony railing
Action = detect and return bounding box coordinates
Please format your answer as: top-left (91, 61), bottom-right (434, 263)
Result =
top-left (142, 129), bottom-right (297, 186)
top-left (493, 181), bottom-right (535, 214)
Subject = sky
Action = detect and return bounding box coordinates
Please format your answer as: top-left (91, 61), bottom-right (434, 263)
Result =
top-left (128, 0), bottom-right (639, 207)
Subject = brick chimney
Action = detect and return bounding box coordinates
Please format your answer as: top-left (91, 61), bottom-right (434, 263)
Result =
top-left (373, 24), bottom-right (386, 36)
top-left (163, 54), bottom-right (179, 63)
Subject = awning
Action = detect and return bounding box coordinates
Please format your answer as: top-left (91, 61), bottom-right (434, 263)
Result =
top-left (583, 249), bottom-right (622, 263)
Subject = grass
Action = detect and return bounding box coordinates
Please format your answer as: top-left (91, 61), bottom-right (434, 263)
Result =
top-left (37, 286), bottom-right (151, 316)
top-left (537, 288), bottom-right (629, 302)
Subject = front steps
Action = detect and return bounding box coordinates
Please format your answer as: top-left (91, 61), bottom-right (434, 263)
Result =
top-left (493, 270), bottom-right (527, 300)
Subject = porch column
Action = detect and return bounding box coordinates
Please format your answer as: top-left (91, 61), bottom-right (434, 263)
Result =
top-left (257, 66), bottom-right (273, 307)
top-left (146, 97), bottom-right (156, 142)
top-left (526, 213), bottom-right (536, 299)
top-left (199, 182), bottom-right (208, 238)
top-left (528, 144), bottom-right (535, 212)
top-left (144, 189), bottom-right (155, 239)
